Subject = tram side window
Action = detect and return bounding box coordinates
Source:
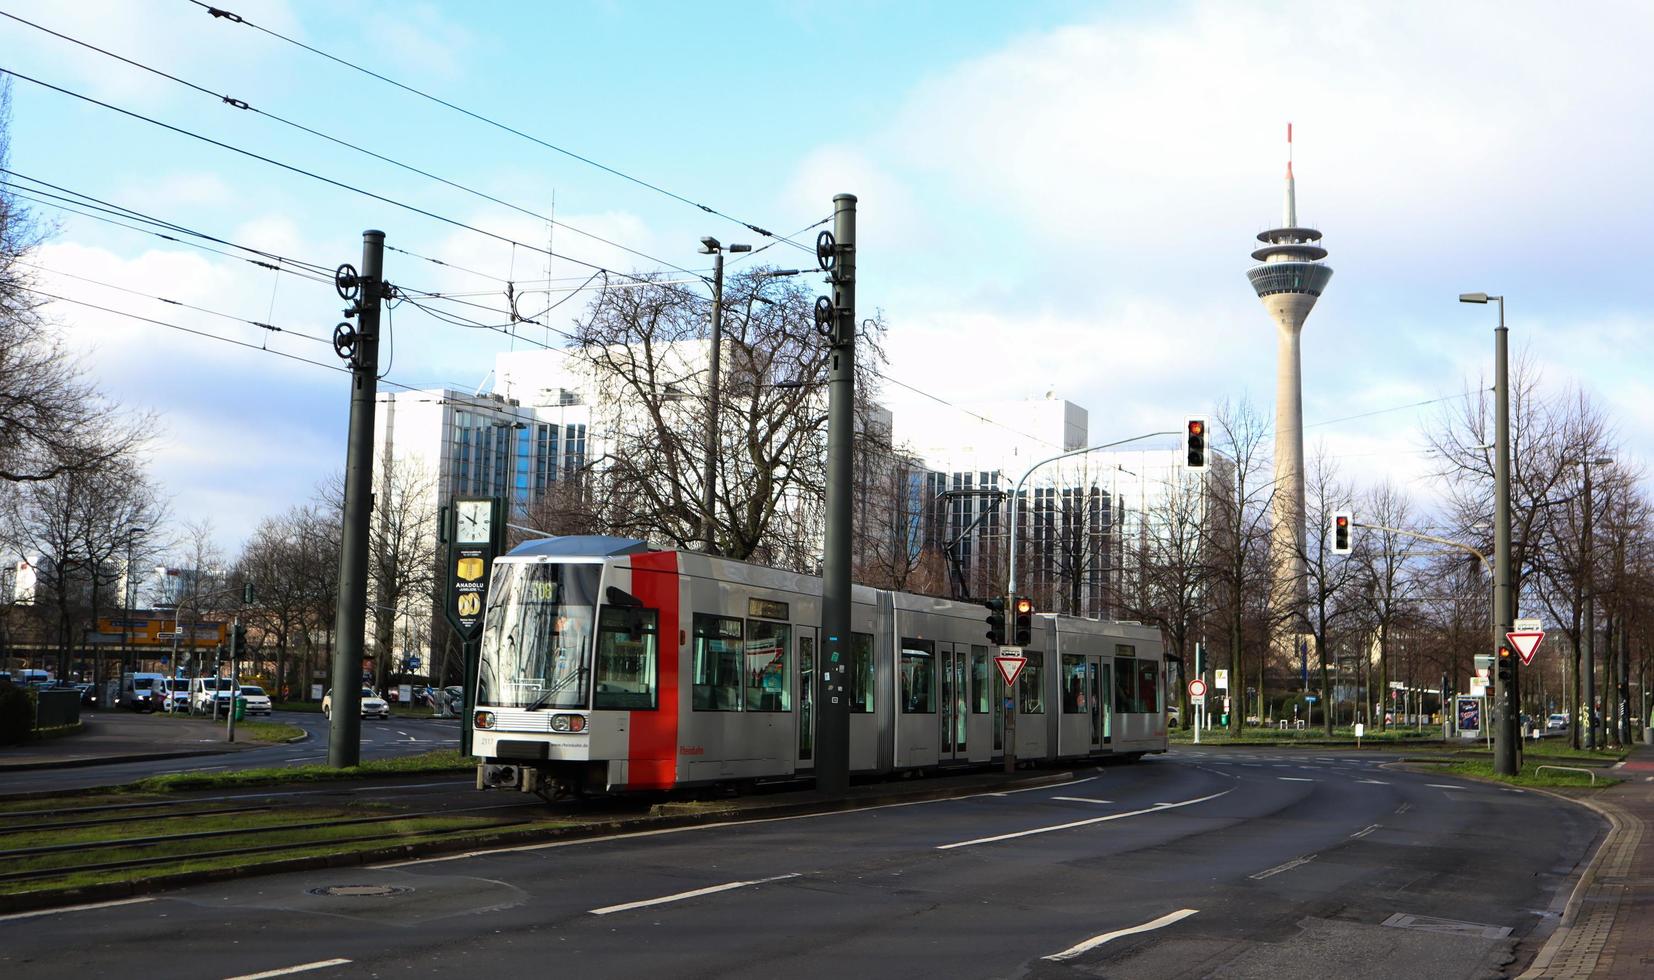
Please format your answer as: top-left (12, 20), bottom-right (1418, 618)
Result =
top-left (1137, 659), bottom-right (1160, 715)
top-left (1115, 656), bottom-right (1138, 714)
top-left (1061, 654), bottom-right (1087, 713)
top-left (1019, 652), bottom-right (1045, 714)
top-left (594, 607), bottom-right (658, 710)
top-left (850, 633), bottom-right (875, 713)
top-left (900, 639), bottom-right (935, 713)
top-left (971, 645), bottom-right (989, 714)
top-left (745, 621), bottom-right (791, 712)
top-left (692, 614), bottom-right (743, 711)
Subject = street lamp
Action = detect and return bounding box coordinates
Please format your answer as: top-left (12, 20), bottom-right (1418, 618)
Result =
top-left (119, 526), bottom-right (146, 690)
top-left (1459, 291), bottom-right (1517, 774)
top-left (1574, 455), bottom-right (1614, 749)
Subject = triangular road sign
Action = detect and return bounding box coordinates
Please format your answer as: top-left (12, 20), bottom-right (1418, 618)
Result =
top-left (1507, 630), bottom-right (1545, 666)
top-left (995, 654), bottom-right (1027, 688)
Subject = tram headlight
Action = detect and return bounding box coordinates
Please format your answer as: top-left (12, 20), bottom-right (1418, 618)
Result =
top-left (474, 710), bottom-right (496, 730)
top-left (550, 713), bottom-right (587, 733)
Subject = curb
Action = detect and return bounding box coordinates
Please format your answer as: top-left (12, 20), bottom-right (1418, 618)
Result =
top-left (1511, 788), bottom-right (1629, 978)
top-left (0, 768), bottom-right (1084, 915)
top-left (0, 748), bottom-right (232, 774)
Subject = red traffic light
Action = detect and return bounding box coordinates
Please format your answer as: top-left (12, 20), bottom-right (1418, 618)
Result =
top-left (1336, 516), bottom-right (1348, 528)
top-left (1498, 645), bottom-right (1511, 659)
top-left (1187, 420), bottom-right (1204, 436)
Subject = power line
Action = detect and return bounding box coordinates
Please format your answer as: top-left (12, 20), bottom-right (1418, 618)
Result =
top-left (186, 0), bottom-right (815, 255)
top-left (1304, 391), bottom-right (1488, 431)
top-left (16, 260), bottom-right (333, 344)
top-left (0, 10), bottom-right (712, 282)
top-left (0, 67), bottom-right (709, 298)
top-left (2, 168), bottom-right (336, 278)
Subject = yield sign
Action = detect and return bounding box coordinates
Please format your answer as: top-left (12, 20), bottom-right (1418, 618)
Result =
top-left (995, 655), bottom-right (1027, 688)
top-left (1507, 630), bottom-right (1545, 666)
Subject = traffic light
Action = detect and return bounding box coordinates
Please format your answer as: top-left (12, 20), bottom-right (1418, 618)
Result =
top-left (985, 597), bottom-right (1006, 646)
top-left (1331, 511), bottom-right (1352, 554)
top-left (231, 623), bottom-right (247, 657)
top-left (1013, 595), bottom-right (1034, 646)
top-left (1185, 417), bottom-right (1208, 471)
top-left (243, 582), bottom-right (255, 605)
top-left (1496, 645), bottom-right (1513, 684)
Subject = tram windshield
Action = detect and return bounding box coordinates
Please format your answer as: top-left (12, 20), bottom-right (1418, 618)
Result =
top-left (478, 561), bottom-right (600, 710)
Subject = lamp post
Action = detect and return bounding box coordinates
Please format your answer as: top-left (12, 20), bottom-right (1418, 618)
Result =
top-left (119, 526), bottom-right (146, 689)
top-left (1459, 292), bottom-right (1518, 775)
top-left (695, 237), bottom-right (749, 553)
top-left (1575, 455), bottom-right (1613, 749)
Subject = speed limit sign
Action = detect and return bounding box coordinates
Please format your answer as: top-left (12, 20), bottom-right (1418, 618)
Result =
top-left (1189, 678), bottom-right (1208, 700)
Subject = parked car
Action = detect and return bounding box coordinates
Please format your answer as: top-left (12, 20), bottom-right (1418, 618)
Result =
top-left (119, 672), bottom-right (166, 711)
top-left (74, 682), bottom-right (100, 707)
top-left (439, 685), bottom-right (464, 718)
top-left (322, 688), bottom-right (390, 720)
top-left (238, 685), bottom-right (272, 716)
top-left (1547, 713), bottom-right (1570, 731)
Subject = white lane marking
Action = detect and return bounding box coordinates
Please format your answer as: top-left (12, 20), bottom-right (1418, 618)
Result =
top-left (1349, 823), bottom-right (1381, 840)
top-left (985, 775), bottom-right (1100, 798)
top-left (1357, 779), bottom-right (1389, 785)
top-left (1272, 765), bottom-right (1292, 769)
top-left (936, 789), bottom-right (1232, 850)
top-left (1395, 802), bottom-right (1413, 815)
top-left (1043, 908), bottom-right (1199, 962)
top-left (0, 897), bottom-right (153, 922)
top-left (375, 776), bottom-right (1095, 869)
top-left (223, 959), bottom-right (352, 980)
top-left (1278, 777), bottom-right (1315, 782)
top-left (1250, 854), bottom-right (1317, 879)
top-left (1241, 764), bottom-right (1263, 768)
top-left (1051, 796), bottom-right (1114, 804)
top-left (1427, 783), bottom-right (1467, 790)
top-left (589, 873), bottom-right (800, 916)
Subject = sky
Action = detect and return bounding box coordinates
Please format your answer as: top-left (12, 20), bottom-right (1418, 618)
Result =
top-left (3, 0), bottom-right (1651, 559)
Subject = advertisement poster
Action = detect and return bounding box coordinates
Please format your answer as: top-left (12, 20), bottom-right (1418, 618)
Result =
top-left (1456, 696), bottom-right (1481, 733)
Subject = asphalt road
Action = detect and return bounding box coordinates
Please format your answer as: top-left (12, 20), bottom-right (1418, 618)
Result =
top-left (0, 747), bottom-right (1602, 979)
top-left (0, 710), bottom-right (463, 794)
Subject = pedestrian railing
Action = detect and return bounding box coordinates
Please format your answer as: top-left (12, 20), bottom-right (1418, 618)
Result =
top-left (1534, 764), bottom-right (1597, 785)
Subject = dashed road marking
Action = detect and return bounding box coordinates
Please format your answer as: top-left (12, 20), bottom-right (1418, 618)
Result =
top-left (223, 958), bottom-right (352, 979)
top-left (937, 790), bottom-right (1233, 850)
top-left (0, 897), bottom-right (153, 922)
top-left (1278, 776), bottom-right (1315, 782)
top-left (1250, 854), bottom-right (1317, 880)
top-left (1052, 796), bottom-right (1114, 805)
top-left (1043, 909), bottom-right (1199, 962)
top-left (1357, 779), bottom-right (1389, 785)
top-left (1349, 823), bottom-right (1381, 840)
top-left (589, 873), bottom-right (801, 915)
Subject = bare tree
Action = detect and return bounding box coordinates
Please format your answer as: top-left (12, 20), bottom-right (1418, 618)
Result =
top-left (1125, 470), bottom-right (1208, 728)
top-left (1352, 477), bottom-right (1427, 731)
top-left (570, 270), bottom-right (884, 567)
top-left (367, 458), bottom-right (439, 691)
top-left (1203, 396), bottom-right (1276, 732)
top-left (1292, 449), bottom-right (1363, 732)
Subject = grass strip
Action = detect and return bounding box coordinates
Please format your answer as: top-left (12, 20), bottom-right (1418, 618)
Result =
top-left (148, 713), bottom-right (304, 743)
top-left (1433, 759), bottom-right (1622, 788)
top-left (126, 749), bottom-right (472, 792)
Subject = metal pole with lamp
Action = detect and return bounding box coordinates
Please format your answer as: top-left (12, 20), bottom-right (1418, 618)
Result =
top-left (1460, 292), bottom-right (1518, 775)
top-left (696, 237), bottom-right (749, 554)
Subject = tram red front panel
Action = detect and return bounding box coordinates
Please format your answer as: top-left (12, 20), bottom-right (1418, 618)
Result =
top-left (626, 551), bottom-right (680, 789)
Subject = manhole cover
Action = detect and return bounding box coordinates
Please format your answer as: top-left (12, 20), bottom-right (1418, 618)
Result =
top-left (1382, 912), bottom-right (1510, 939)
top-left (308, 884), bottom-right (411, 898)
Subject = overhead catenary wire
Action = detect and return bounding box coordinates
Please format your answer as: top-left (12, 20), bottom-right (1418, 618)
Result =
top-left (185, 0), bottom-right (815, 255)
top-left (0, 10), bottom-right (713, 282)
top-left (0, 67), bottom-right (712, 301)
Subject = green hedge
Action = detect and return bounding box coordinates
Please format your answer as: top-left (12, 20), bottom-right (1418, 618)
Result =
top-left (0, 683), bottom-right (35, 745)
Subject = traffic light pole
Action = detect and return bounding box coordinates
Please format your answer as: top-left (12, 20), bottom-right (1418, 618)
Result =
top-left (1491, 302), bottom-right (1518, 776)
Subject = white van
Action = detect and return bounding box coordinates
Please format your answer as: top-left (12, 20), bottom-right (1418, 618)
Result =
top-left (191, 676), bottom-right (232, 711)
top-left (120, 672), bottom-right (166, 711)
top-left (156, 677), bottom-right (191, 712)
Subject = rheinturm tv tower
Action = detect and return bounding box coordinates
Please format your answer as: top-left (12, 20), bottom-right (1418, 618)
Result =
top-left (1246, 124), bottom-right (1331, 635)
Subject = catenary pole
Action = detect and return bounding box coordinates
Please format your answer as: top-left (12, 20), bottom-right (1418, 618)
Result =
top-left (815, 193), bottom-right (856, 797)
top-left (329, 230), bottom-right (385, 768)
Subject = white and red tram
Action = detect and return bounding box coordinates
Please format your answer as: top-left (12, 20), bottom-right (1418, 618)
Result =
top-left (471, 536), bottom-right (1168, 797)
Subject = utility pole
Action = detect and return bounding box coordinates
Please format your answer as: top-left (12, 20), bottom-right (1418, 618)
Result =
top-left (227, 617), bottom-right (240, 743)
top-left (815, 194), bottom-right (856, 797)
top-left (329, 230), bottom-right (388, 768)
top-left (1583, 459), bottom-right (1598, 750)
top-left (1491, 299), bottom-right (1518, 775)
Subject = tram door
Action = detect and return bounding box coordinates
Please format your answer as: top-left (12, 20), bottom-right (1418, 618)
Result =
top-left (939, 644), bottom-right (969, 762)
top-left (1091, 657), bottom-right (1111, 748)
top-left (797, 631), bottom-right (816, 770)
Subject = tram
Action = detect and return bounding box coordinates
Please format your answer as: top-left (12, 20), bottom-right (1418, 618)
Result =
top-left (470, 535), bottom-right (1168, 797)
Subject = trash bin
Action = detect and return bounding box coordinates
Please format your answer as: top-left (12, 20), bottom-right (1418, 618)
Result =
top-left (233, 696), bottom-right (246, 721)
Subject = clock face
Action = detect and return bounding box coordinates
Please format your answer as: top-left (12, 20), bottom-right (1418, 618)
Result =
top-left (457, 501), bottom-right (492, 543)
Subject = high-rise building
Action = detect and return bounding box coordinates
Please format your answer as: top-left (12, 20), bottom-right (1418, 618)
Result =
top-left (1246, 124), bottom-right (1333, 634)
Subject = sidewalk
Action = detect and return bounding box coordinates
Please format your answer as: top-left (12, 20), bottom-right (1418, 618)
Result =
top-left (1519, 743), bottom-right (1654, 978)
top-left (0, 710), bottom-right (265, 772)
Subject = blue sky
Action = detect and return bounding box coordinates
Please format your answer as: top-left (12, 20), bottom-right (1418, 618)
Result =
top-left (3, 0), bottom-right (1650, 557)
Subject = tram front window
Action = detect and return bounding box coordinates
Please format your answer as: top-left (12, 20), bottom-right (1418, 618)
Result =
top-left (478, 562), bottom-right (600, 709)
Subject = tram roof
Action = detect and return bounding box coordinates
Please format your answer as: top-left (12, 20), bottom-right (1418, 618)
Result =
top-left (505, 535), bottom-right (651, 558)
